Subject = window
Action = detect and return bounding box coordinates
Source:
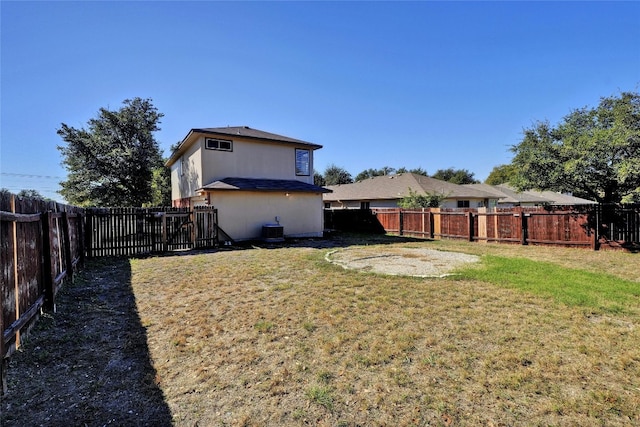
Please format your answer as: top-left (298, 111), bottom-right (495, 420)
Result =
top-left (360, 201), bottom-right (370, 210)
top-left (295, 148), bottom-right (310, 176)
top-left (457, 200), bottom-right (470, 208)
top-left (205, 138), bottom-right (233, 151)
top-left (324, 202), bottom-right (331, 209)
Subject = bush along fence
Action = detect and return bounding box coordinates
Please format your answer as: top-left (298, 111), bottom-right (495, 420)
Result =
top-left (0, 195), bottom-right (221, 394)
top-left (325, 204), bottom-right (640, 251)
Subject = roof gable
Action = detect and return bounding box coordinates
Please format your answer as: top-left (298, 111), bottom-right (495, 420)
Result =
top-left (167, 126), bottom-right (321, 167)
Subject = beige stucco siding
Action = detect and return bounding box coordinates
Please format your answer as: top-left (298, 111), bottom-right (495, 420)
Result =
top-left (210, 191), bottom-right (324, 241)
top-left (171, 141), bottom-right (202, 201)
top-left (200, 137), bottom-right (314, 186)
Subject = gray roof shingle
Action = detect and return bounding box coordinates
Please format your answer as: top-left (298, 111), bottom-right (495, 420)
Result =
top-left (191, 126), bottom-right (321, 149)
top-left (323, 173), bottom-right (497, 202)
top-left (200, 177), bottom-right (331, 194)
top-left (464, 183), bottom-right (596, 205)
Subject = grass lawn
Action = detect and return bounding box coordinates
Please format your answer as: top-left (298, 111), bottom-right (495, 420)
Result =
top-left (129, 236), bottom-right (639, 426)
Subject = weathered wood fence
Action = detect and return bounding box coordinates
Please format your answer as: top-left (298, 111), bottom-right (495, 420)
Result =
top-left (1, 197), bottom-right (220, 393)
top-left (370, 205), bottom-right (640, 250)
top-left (1, 194), bottom-right (85, 393)
top-left (85, 206), bottom-right (219, 257)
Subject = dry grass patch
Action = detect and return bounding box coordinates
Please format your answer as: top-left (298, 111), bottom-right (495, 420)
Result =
top-left (127, 240), bottom-right (639, 426)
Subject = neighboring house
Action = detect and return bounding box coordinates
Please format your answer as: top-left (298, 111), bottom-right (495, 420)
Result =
top-left (323, 173), bottom-right (499, 209)
top-left (464, 183), bottom-right (597, 207)
top-left (166, 126), bottom-right (330, 241)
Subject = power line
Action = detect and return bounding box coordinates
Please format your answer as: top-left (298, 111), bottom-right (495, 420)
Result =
top-left (0, 172), bottom-right (64, 179)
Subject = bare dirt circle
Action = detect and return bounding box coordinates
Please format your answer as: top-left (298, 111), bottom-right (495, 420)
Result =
top-left (326, 247), bottom-right (480, 278)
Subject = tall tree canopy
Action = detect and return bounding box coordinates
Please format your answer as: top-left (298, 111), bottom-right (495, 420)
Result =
top-left (354, 167), bottom-right (394, 182)
top-left (355, 166), bottom-right (428, 181)
top-left (431, 168), bottom-right (479, 184)
top-left (57, 98), bottom-right (166, 207)
top-left (323, 164), bottom-right (353, 185)
top-left (484, 164), bottom-right (517, 185)
top-left (511, 91), bottom-right (640, 203)
top-left (313, 170), bottom-right (326, 186)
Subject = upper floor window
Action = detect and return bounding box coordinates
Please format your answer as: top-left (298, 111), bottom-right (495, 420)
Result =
top-left (295, 148), bottom-right (310, 176)
top-left (205, 138), bottom-right (233, 152)
top-left (457, 200), bottom-right (470, 208)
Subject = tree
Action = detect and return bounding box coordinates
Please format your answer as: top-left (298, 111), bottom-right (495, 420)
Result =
top-left (323, 164), bottom-right (353, 185)
top-left (511, 91), bottom-right (640, 203)
top-left (397, 188), bottom-right (445, 208)
top-left (57, 98), bottom-right (165, 207)
top-left (354, 166), bottom-right (396, 182)
top-left (148, 165), bottom-right (172, 206)
top-left (313, 170), bottom-right (326, 186)
top-left (17, 189), bottom-right (46, 200)
top-left (431, 168), bottom-right (479, 184)
top-left (484, 164), bottom-right (517, 185)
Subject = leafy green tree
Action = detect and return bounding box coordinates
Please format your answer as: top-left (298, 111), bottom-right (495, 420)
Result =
top-left (397, 188), bottom-right (445, 208)
top-left (323, 164), bottom-right (353, 185)
top-left (57, 98), bottom-right (165, 207)
top-left (314, 170), bottom-right (326, 186)
top-left (485, 164), bottom-right (517, 185)
top-left (17, 189), bottom-right (46, 200)
top-left (408, 167), bottom-right (428, 176)
top-left (511, 91), bottom-right (640, 203)
top-left (148, 165), bottom-right (172, 206)
top-left (354, 166), bottom-right (396, 182)
top-left (431, 168), bottom-right (479, 184)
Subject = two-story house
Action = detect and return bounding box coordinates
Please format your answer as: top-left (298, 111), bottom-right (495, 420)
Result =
top-left (166, 126), bottom-right (330, 241)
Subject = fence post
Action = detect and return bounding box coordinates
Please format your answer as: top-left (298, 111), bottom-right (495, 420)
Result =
top-left (10, 195), bottom-right (21, 350)
top-left (61, 212), bottom-right (74, 283)
top-left (428, 211), bottom-right (434, 239)
top-left (41, 211), bottom-right (55, 312)
top-left (521, 213), bottom-right (529, 246)
top-left (467, 211), bottom-right (474, 242)
top-left (84, 209), bottom-right (93, 258)
top-left (162, 213), bottom-right (168, 252)
top-left (398, 209), bottom-right (404, 236)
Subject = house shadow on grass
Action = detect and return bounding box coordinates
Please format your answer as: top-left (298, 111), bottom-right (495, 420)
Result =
top-left (1, 258), bottom-right (173, 426)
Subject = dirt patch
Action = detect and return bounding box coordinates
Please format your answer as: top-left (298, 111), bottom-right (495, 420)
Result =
top-left (326, 247), bottom-right (480, 277)
top-left (0, 259), bottom-right (172, 427)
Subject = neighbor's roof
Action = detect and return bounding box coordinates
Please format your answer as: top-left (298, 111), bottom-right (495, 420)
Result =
top-left (323, 173), bottom-right (497, 202)
top-left (465, 183), bottom-right (549, 204)
top-left (166, 126), bottom-right (321, 167)
top-left (199, 177), bottom-right (332, 194)
top-left (464, 183), bottom-right (597, 205)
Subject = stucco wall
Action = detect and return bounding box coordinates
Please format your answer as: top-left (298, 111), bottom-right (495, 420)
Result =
top-left (171, 141), bottom-right (202, 202)
top-left (209, 191), bottom-right (324, 241)
top-left (200, 136), bottom-right (314, 186)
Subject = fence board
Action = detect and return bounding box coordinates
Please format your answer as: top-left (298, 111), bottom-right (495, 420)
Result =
top-left (368, 204), bottom-right (639, 250)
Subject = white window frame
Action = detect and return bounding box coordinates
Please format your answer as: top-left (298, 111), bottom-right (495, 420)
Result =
top-left (205, 138), bottom-right (233, 152)
top-left (295, 148), bottom-right (310, 176)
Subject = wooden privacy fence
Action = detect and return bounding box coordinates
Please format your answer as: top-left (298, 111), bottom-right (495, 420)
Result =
top-left (85, 206), bottom-right (219, 257)
top-left (1, 195), bottom-right (84, 393)
top-left (1, 200), bottom-right (220, 394)
top-left (370, 204), bottom-right (640, 250)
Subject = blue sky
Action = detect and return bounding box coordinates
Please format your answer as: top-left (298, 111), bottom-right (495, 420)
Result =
top-left (1, 1), bottom-right (639, 202)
